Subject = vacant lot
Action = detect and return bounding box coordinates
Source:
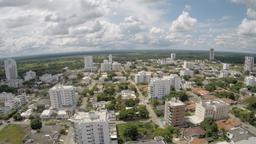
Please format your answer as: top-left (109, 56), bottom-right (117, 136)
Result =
top-left (0, 124), bottom-right (26, 144)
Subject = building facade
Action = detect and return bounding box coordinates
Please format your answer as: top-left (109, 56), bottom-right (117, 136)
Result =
top-left (134, 71), bottom-right (151, 84)
top-left (4, 59), bottom-right (18, 80)
top-left (195, 100), bottom-right (229, 122)
top-left (70, 111), bottom-right (117, 144)
top-left (49, 85), bottom-right (76, 109)
top-left (164, 99), bottom-right (185, 127)
top-left (244, 56), bottom-right (254, 72)
top-left (148, 75), bottom-right (181, 99)
top-left (209, 48), bottom-right (214, 61)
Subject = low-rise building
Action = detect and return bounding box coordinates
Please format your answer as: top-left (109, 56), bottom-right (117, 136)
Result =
top-left (24, 70), bottom-right (36, 81)
top-left (121, 90), bottom-right (136, 100)
top-left (244, 76), bottom-right (256, 86)
top-left (40, 109), bottom-right (53, 119)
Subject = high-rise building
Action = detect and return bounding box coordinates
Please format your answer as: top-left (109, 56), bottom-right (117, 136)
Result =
top-left (49, 85), bottom-right (76, 109)
top-left (164, 99), bottom-right (185, 127)
top-left (195, 100), bottom-right (229, 123)
top-left (170, 53), bottom-right (176, 61)
top-left (24, 70), bottom-right (36, 81)
top-left (134, 71), bottom-right (151, 84)
top-left (112, 62), bottom-right (122, 71)
top-left (70, 111), bottom-right (117, 144)
top-left (4, 59), bottom-right (18, 80)
top-left (100, 60), bottom-right (112, 72)
top-left (209, 48), bottom-right (214, 61)
top-left (244, 56), bottom-right (254, 72)
top-left (84, 56), bottom-right (94, 71)
top-left (108, 54), bottom-right (112, 64)
top-left (148, 75), bottom-right (181, 99)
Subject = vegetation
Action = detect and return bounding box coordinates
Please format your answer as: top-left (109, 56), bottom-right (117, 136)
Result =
top-left (153, 126), bottom-right (177, 143)
top-left (30, 118), bottom-right (42, 130)
top-left (0, 85), bottom-right (17, 93)
top-left (231, 107), bottom-right (256, 126)
top-left (201, 118), bottom-right (218, 138)
top-left (215, 91), bottom-right (236, 100)
top-left (0, 124), bottom-right (26, 144)
top-left (13, 113), bottom-right (23, 121)
top-left (117, 122), bottom-right (157, 143)
top-left (165, 91), bottom-right (188, 102)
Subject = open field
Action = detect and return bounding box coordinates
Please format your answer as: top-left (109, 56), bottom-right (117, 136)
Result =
top-left (0, 124), bottom-right (27, 144)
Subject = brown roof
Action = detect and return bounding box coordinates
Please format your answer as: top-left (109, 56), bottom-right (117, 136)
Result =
top-left (184, 127), bottom-right (206, 137)
top-left (222, 98), bottom-right (237, 105)
top-left (192, 88), bottom-right (209, 96)
top-left (191, 138), bottom-right (208, 144)
top-left (216, 118), bottom-right (241, 131)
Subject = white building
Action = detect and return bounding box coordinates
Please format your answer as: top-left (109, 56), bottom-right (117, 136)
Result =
top-left (244, 56), bottom-right (254, 72)
top-left (164, 99), bottom-right (185, 127)
top-left (70, 111), bottom-right (117, 144)
top-left (183, 61), bottom-right (194, 69)
top-left (24, 70), bottom-right (36, 81)
top-left (219, 70), bottom-right (229, 78)
top-left (124, 62), bottom-right (132, 70)
top-left (223, 63), bottom-right (230, 70)
top-left (171, 53), bottom-right (176, 61)
top-left (40, 109), bottom-right (53, 119)
top-left (84, 56), bottom-right (96, 71)
top-left (148, 75), bottom-right (181, 99)
top-left (39, 73), bottom-right (59, 83)
top-left (112, 62), bottom-right (122, 71)
top-left (49, 85), bottom-right (76, 109)
top-left (244, 76), bottom-right (256, 86)
top-left (209, 48), bottom-right (215, 61)
top-left (109, 54), bottom-right (113, 64)
top-left (194, 100), bottom-right (229, 123)
top-left (0, 92), bottom-right (26, 114)
top-left (134, 71), bottom-right (151, 84)
top-left (180, 69), bottom-right (194, 77)
top-left (121, 90), bottom-right (136, 100)
top-left (4, 59), bottom-right (18, 80)
top-left (100, 60), bottom-right (112, 72)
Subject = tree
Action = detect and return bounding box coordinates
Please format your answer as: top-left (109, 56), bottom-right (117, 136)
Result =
top-left (13, 113), bottom-right (23, 121)
top-left (154, 126), bottom-right (176, 142)
top-left (205, 83), bottom-right (216, 92)
top-left (36, 104), bottom-right (45, 113)
top-left (201, 118), bottom-right (218, 138)
top-left (138, 105), bottom-right (149, 118)
top-left (125, 99), bottom-right (136, 107)
top-left (30, 118), bottom-right (42, 130)
top-left (123, 124), bottom-right (139, 141)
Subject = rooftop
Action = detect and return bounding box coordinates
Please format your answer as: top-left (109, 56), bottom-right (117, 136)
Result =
top-left (70, 111), bottom-right (108, 123)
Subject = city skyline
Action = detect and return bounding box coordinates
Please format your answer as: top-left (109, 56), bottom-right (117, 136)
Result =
top-left (0, 0), bottom-right (255, 57)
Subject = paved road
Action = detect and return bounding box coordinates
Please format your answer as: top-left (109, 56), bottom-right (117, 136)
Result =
top-left (121, 66), bottom-right (163, 128)
top-left (64, 126), bottom-right (75, 144)
top-left (129, 80), bottom-right (164, 128)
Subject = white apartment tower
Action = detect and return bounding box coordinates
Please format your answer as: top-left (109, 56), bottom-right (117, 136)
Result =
top-left (84, 56), bottom-right (94, 71)
top-left (209, 48), bottom-right (214, 61)
top-left (244, 56), bottom-right (254, 72)
top-left (109, 54), bottom-right (112, 64)
top-left (70, 111), bottom-right (117, 144)
top-left (244, 76), bottom-right (256, 86)
top-left (148, 75), bottom-right (181, 99)
top-left (134, 71), bottom-right (151, 84)
top-left (49, 85), bottom-right (76, 109)
top-left (171, 53), bottom-right (176, 61)
top-left (100, 60), bottom-right (112, 72)
top-left (4, 59), bottom-right (18, 80)
top-left (195, 100), bottom-right (229, 122)
top-left (164, 99), bottom-right (185, 127)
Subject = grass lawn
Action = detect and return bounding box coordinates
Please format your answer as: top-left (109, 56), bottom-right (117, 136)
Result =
top-left (0, 124), bottom-right (26, 144)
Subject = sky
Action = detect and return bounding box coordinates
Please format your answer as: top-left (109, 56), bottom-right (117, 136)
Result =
top-left (0, 0), bottom-right (256, 57)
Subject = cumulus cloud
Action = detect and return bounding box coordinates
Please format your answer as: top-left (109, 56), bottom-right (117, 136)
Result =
top-left (247, 8), bottom-right (256, 19)
top-left (170, 11), bottom-right (197, 32)
top-left (238, 19), bottom-right (256, 36)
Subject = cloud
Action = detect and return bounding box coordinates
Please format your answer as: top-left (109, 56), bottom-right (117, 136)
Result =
top-left (231, 0), bottom-right (256, 10)
top-left (170, 11), bottom-right (197, 32)
top-left (247, 8), bottom-right (256, 19)
top-left (238, 18), bottom-right (256, 36)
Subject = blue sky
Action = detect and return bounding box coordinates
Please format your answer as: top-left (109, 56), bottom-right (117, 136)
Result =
top-left (0, 0), bottom-right (255, 57)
